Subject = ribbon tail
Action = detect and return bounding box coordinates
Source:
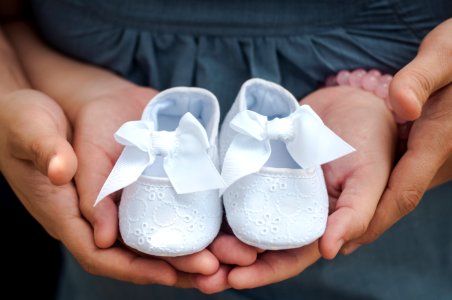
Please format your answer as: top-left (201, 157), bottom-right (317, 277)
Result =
top-left (94, 146), bottom-right (152, 206)
top-left (287, 123), bottom-right (355, 168)
top-left (221, 135), bottom-right (271, 194)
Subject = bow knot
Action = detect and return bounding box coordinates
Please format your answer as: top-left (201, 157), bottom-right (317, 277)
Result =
top-left (221, 105), bottom-right (355, 192)
top-left (148, 131), bottom-right (177, 156)
top-left (265, 117), bottom-right (294, 141)
top-left (95, 113), bottom-right (225, 206)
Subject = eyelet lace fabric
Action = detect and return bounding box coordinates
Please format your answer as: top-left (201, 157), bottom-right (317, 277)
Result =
top-left (223, 166), bottom-right (328, 250)
top-left (119, 177), bottom-right (222, 256)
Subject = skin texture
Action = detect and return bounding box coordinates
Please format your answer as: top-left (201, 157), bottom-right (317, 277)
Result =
top-left (342, 18), bottom-right (452, 254)
top-left (388, 19), bottom-right (452, 121)
top-left (1, 8), bottom-right (451, 292)
top-left (4, 21), bottom-right (258, 293)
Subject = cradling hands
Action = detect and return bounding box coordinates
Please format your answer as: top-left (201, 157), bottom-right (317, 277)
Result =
top-left (220, 84), bottom-right (398, 289)
top-left (0, 89), bottom-right (187, 286)
top-left (5, 21), bottom-right (260, 292)
top-left (342, 18), bottom-right (452, 253)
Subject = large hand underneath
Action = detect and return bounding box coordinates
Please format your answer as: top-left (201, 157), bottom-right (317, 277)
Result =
top-left (0, 90), bottom-right (189, 285)
top-left (5, 22), bottom-right (261, 292)
top-left (342, 18), bottom-right (452, 253)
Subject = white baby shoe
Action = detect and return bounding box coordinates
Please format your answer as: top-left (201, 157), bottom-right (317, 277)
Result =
top-left (96, 87), bottom-right (225, 257)
top-left (220, 78), bottom-right (355, 250)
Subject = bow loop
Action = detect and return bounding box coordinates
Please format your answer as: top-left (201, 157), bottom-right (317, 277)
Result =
top-left (95, 113), bottom-right (225, 206)
top-left (221, 105), bottom-right (355, 192)
top-left (114, 121), bottom-right (155, 152)
top-left (230, 110), bottom-right (268, 141)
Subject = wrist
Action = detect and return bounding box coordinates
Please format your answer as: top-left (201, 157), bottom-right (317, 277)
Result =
top-left (72, 83), bottom-right (158, 121)
top-left (325, 69), bottom-right (412, 159)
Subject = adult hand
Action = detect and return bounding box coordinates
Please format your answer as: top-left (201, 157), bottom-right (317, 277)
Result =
top-left (341, 18), bottom-right (452, 253)
top-left (221, 85), bottom-right (397, 289)
top-left (342, 83), bottom-right (452, 253)
top-left (389, 18), bottom-right (451, 121)
top-left (0, 90), bottom-right (189, 286)
top-left (6, 21), bottom-right (258, 293)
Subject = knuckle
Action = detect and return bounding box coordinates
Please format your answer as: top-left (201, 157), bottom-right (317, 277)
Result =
top-left (410, 68), bottom-right (435, 97)
top-left (79, 205), bottom-right (92, 223)
top-left (30, 138), bottom-right (50, 171)
top-left (397, 189), bottom-right (423, 216)
top-left (79, 197), bottom-right (95, 221)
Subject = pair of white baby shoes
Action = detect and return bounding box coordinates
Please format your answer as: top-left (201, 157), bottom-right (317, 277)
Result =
top-left (95, 78), bottom-right (355, 257)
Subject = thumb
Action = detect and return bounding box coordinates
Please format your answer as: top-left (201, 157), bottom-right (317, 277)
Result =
top-left (27, 135), bottom-right (77, 185)
top-left (342, 119), bottom-right (450, 252)
top-left (389, 18), bottom-right (452, 120)
top-left (7, 93), bottom-right (77, 185)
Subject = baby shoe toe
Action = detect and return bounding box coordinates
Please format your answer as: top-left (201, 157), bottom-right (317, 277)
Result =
top-left (119, 176), bottom-right (222, 256)
top-left (223, 166), bottom-right (328, 250)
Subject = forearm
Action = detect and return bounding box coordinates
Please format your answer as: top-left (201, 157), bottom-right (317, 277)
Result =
top-left (0, 28), bottom-right (29, 95)
top-left (4, 22), bottom-right (145, 122)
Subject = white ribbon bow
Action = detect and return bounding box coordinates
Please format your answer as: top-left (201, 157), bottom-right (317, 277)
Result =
top-left (221, 105), bottom-right (355, 190)
top-left (95, 113), bottom-right (225, 206)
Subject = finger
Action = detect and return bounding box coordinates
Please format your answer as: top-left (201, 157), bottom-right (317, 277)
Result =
top-left (74, 107), bottom-right (122, 249)
top-left (344, 141), bottom-right (449, 252)
top-left (194, 265), bottom-right (231, 294)
top-left (15, 135), bottom-right (77, 186)
top-left (319, 162), bottom-right (390, 259)
top-left (228, 242), bottom-right (320, 289)
top-left (76, 135), bottom-right (119, 248)
top-left (163, 249), bottom-right (219, 275)
top-left (60, 215), bottom-right (181, 286)
top-left (389, 19), bottom-right (452, 120)
top-left (7, 98), bottom-right (77, 185)
top-left (209, 233), bottom-right (258, 266)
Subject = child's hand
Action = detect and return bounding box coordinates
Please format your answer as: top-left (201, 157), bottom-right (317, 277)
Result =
top-left (72, 84), bottom-right (261, 293)
top-left (73, 86), bottom-right (220, 279)
top-left (226, 85), bottom-right (397, 288)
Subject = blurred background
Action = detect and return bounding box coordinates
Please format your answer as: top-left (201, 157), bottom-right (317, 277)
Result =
top-left (1, 174), bottom-right (61, 299)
